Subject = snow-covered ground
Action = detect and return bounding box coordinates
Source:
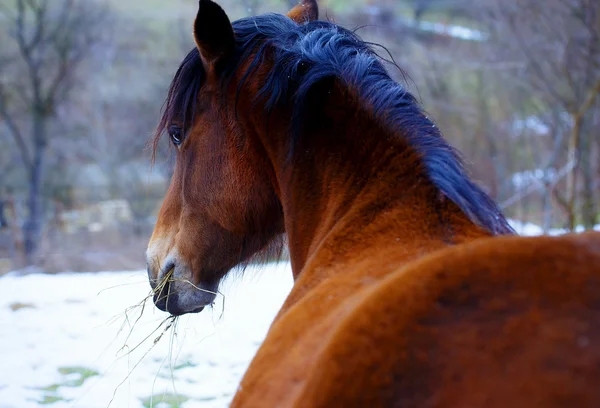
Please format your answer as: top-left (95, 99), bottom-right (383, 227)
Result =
top-left (509, 219), bottom-right (600, 237)
top-left (0, 263), bottom-right (293, 408)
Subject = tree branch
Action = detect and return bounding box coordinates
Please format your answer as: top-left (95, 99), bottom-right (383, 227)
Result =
top-left (14, 0), bottom-right (46, 103)
top-left (500, 160), bottom-right (576, 210)
top-left (575, 77), bottom-right (600, 115)
top-left (0, 87), bottom-right (32, 168)
top-left (502, 4), bottom-right (574, 110)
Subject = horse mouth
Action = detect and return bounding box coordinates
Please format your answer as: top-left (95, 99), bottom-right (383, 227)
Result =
top-left (152, 268), bottom-right (216, 316)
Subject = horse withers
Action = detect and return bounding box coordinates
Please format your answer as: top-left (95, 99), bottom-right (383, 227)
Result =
top-left (146, 0), bottom-right (600, 406)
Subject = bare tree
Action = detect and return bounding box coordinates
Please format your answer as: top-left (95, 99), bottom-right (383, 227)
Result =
top-left (0, 0), bottom-right (110, 263)
top-left (483, 0), bottom-right (600, 230)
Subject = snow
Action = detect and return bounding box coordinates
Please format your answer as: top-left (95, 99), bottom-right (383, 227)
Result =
top-left (509, 219), bottom-right (600, 236)
top-left (510, 116), bottom-right (550, 136)
top-left (511, 168), bottom-right (558, 189)
top-left (414, 20), bottom-right (488, 41)
top-left (0, 263), bottom-right (293, 408)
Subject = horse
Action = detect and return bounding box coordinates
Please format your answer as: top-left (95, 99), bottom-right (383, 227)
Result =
top-left (146, 0), bottom-right (600, 406)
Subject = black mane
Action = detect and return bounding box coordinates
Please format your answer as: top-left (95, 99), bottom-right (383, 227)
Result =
top-left (156, 13), bottom-right (514, 235)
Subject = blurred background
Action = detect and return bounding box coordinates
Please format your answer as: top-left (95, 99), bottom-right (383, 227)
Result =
top-left (1, 1), bottom-right (599, 407)
top-left (0, 0), bottom-right (599, 273)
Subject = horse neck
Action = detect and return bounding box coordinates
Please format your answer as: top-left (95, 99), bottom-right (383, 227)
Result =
top-left (261, 91), bottom-right (492, 279)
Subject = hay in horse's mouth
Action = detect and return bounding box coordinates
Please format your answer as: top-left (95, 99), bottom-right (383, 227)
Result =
top-left (152, 266), bottom-right (218, 316)
top-left (153, 265), bottom-right (174, 292)
top-left (153, 267), bottom-right (174, 313)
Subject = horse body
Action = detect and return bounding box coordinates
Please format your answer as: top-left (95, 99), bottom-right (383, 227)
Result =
top-left (283, 232), bottom-right (600, 408)
top-left (146, 0), bottom-right (600, 406)
top-left (231, 231), bottom-right (600, 407)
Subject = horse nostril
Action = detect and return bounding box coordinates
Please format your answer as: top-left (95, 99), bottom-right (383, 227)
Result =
top-left (153, 279), bottom-right (170, 312)
top-left (147, 257), bottom-right (177, 313)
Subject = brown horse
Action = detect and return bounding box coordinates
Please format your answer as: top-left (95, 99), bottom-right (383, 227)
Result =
top-left (146, 0), bottom-right (600, 406)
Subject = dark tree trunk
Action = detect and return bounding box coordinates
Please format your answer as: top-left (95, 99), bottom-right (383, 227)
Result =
top-left (580, 125), bottom-right (597, 230)
top-left (0, 200), bottom-right (7, 229)
top-left (564, 113), bottom-right (583, 231)
top-left (23, 113), bottom-right (47, 263)
top-left (580, 1), bottom-right (599, 231)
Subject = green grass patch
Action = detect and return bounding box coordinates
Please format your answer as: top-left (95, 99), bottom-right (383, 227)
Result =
top-left (37, 384), bottom-right (61, 393)
top-left (157, 360), bottom-right (199, 379)
top-left (33, 366), bottom-right (99, 405)
top-left (57, 366), bottom-right (100, 387)
top-left (38, 394), bottom-right (70, 405)
top-left (141, 392), bottom-right (190, 408)
top-left (173, 361), bottom-right (197, 371)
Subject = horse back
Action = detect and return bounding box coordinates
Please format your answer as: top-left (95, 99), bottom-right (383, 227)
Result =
top-left (293, 232), bottom-right (600, 407)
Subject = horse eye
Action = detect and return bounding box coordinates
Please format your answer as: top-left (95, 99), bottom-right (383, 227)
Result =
top-left (169, 126), bottom-right (183, 146)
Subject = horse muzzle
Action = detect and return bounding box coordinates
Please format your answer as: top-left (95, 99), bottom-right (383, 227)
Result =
top-left (150, 263), bottom-right (217, 316)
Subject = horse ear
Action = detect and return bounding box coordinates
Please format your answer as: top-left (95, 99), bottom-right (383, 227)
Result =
top-left (287, 0), bottom-right (319, 24)
top-left (193, 0), bottom-right (235, 65)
